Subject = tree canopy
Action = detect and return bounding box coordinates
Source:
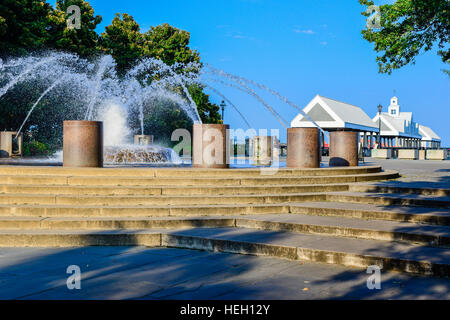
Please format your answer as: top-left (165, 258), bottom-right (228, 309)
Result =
top-left (360, 0), bottom-right (450, 74)
top-left (142, 23), bottom-right (200, 66)
top-left (0, 0), bottom-right (54, 58)
top-left (49, 0), bottom-right (103, 57)
top-left (99, 13), bottom-right (144, 74)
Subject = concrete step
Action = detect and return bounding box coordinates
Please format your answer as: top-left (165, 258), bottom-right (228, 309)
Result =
top-left (0, 228), bottom-right (447, 276)
top-left (327, 192), bottom-right (450, 208)
top-left (0, 193), bottom-right (326, 206)
top-left (0, 203), bottom-right (291, 217)
top-left (292, 202), bottom-right (450, 226)
top-left (0, 183), bottom-right (349, 196)
top-left (0, 165), bottom-right (382, 177)
top-left (1, 214), bottom-right (449, 247)
top-left (349, 184), bottom-right (450, 196)
top-left (0, 201), bottom-right (448, 226)
top-left (0, 170), bottom-right (399, 186)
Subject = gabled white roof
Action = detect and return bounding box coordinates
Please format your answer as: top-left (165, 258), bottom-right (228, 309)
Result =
top-left (419, 125), bottom-right (441, 142)
top-left (398, 112), bottom-right (413, 123)
top-left (373, 113), bottom-right (421, 138)
top-left (291, 95), bottom-right (378, 132)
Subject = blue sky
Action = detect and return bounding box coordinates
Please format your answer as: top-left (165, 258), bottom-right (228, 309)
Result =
top-left (54, 0), bottom-right (449, 144)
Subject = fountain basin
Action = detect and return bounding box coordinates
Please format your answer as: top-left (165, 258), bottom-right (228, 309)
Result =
top-left (104, 145), bottom-right (176, 164)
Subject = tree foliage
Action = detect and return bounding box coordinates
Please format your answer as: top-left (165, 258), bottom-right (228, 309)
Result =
top-left (360, 0), bottom-right (449, 74)
top-left (48, 0), bottom-right (102, 57)
top-left (0, 0), bottom-right (54, 58)
top-left (142, 23), bottom-right (200, 66)
top-left (99, 13), bottom-right (144, 74)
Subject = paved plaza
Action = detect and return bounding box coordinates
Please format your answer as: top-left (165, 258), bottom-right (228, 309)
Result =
top-left (1, 246), bottom-right (449, 300)
top-left (0, 159), bottom-right (448, 300)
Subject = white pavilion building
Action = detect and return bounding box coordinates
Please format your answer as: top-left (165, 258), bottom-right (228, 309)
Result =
top-left (372, 96), bottom-right (422, 148)
top-left (419, 125), bottom-right (441, 149)
top-left (291, 95), bottom-right (379, 132)
top-left (291, 94), bottom-right (379, 151)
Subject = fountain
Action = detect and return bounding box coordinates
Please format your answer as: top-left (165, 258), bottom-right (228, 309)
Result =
top-left (0, 51), bottom-right (347, 168)
top-left (0, 52), bottom-right (200, 166)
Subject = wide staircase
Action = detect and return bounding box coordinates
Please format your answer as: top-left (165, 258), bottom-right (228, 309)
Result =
top-left (0, 165), bottom-right (449, 277)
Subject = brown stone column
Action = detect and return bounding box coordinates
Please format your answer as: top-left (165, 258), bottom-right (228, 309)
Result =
top-left (63, 120), bottom-right (103, 167)
top-left (193, 123), bottom-right (229, 168)
top-left (329, 131), bottom-right (358, 167)
top-left (286, 127), bottom-right (320, 168)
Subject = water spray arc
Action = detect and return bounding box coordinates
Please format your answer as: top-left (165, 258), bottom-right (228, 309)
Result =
top-left (15, 79), bottom-right (62, 138)
top-left (204, 64), bottom-right (327, 136)
top-left (204, 77), bottom-right (288, 128)
top-left (203, 84), bottom-right (252, 129)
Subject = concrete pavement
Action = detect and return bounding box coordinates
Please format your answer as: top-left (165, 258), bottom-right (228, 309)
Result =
top-left (0, 246), bottom-right (448, 300)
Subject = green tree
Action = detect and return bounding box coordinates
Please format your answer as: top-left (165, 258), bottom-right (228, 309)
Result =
top-left (47, 0), bottom-right (102, 57)
top-left (99, 13), bottom-right (144, 74)
top-left (360, 0), bottom-right (450, 74)
top-left (142, 23), bottom-right (200, 66)
top-left (0, 0), bottom-right (53, 58)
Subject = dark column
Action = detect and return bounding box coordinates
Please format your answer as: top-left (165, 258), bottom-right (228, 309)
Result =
top-left (286, 127), bottom-right (320, 168)
top-left (329, 131), bottom-right (358, 167)
top-left (193, 124), bottom-right (230, 168)
top-left (63, 121), bottom-right (103, 167)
